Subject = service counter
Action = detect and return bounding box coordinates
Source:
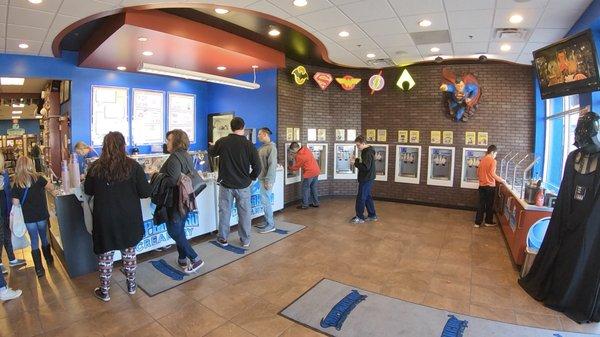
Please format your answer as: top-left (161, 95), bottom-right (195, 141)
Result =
top-left (495, 182), bottom-right (553, 265)
top-left (48, 169), bottom-right (284, 278)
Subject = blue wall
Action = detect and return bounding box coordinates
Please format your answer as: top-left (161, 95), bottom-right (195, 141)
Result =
top-left (206, 69), bottom-right (278, 147)
top-left (0, 119), bottom-right (40, 135)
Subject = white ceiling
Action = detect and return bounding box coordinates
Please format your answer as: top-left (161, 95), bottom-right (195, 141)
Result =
top-left (0, 0), bottom-right (593, 67)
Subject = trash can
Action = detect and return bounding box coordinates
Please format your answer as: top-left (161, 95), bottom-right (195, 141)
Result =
top-left (520, 217), bottom-right (551, 278)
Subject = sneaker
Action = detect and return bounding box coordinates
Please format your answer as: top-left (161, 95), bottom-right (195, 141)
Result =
top-left (474, 224), bottom-right (481, 228)
top-left (154, 244), bottom-right (173, 252)
top-left (296, 205), bottom-right (309, 210)
top-left (254, 223), bottom-right (267, 229)
top-left (126, 281), bottom-right (137, 295)
top-left (93, 287), bottom-right (110, 302)
top-left (241, 240), bottom-right (250, 248)
top-left (310, 204), bottom-right (320, 208)
top-left (366, 216), bottom-right (379, 222)
top-left (484, 222), bottom-right (497, 227)
top-left (349, 217), bottom-right (365, 224)
top-left (9, 259), bottom-right (26, 268)
top-left (0, 265), bottom-right (7, 275)
top-left (258, 227), bottom-right (276, 234)
top-left (185, 259), bottom-right (205, 274)
top-left (177, 259), bottom-right (188, 268)
top-left (0, 287), bottom-right (22, 302)
top-left (217, 238), bottom-right (229, 247)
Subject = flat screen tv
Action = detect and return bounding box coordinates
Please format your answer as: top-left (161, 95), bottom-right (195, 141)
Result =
top-left (533, 29), bottom-right (600, 99)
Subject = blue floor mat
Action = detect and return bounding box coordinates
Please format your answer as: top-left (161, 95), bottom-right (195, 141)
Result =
top-left (275, 229), bottom-right (289, 234)
top-left (150, 259), bottom-right (187, 281)
top-left (440, 315), bottom-right (468, 337)
top-left (320, 290), bottom-right (368, 331)
top-left (209, 240), bottom-right (247, 254)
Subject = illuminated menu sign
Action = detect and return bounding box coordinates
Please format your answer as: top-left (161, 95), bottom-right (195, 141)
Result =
top-left (168, 92), bottom-right (196, 143)
top-left (132, 89), bottom-right (165, 145)
top-left (91, 86), bottom-right (129, 146)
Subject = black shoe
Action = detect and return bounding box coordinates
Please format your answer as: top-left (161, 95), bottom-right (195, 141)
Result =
top-left (42, 244), bottom-right (54, 267)
top-left (296, 205), bottom-right (308, 210)
top-left (94, 287), bottom-right (110, 302)
top-left (217, 238), bottom-right (229, 247)
top-left (31, 249), bottom-right (45, 278)
top-left (310, 204), bottom-right (319, 208)
top-left (185, 259), bottom-right (205, 274)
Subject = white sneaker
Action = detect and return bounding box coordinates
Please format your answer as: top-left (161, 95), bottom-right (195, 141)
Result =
top-left (473, 224), bottom-right (481, 228)
top-left (0, 287), bottom-right (22, 302)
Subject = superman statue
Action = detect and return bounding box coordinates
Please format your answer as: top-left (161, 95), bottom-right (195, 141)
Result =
top-left (440, 68), bottom-right (481, 122)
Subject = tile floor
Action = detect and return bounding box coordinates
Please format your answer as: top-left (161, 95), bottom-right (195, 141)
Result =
top-left (1, 198), bottom-right (599, 336)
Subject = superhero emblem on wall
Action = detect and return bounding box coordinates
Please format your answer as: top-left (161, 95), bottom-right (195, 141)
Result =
top-left (440, 68), bottom-right (481, 122)
top-left (336, 75), bottom-right (362, 91)
top-left (292, 66), bottom-right (309, 85)
top-left (314, 72), bottom-right (333, 90)
top-left (369, 71), bottom-right (385, 95)
top-left (396, 69), bottom-right (415, 90)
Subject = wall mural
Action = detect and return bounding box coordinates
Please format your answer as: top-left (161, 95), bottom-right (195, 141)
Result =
top-left (440, 68), bottom-right (481, 122)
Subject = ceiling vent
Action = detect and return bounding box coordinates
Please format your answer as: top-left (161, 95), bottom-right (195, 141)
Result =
top-left (494, 28), bottom-right (529, 42)
top-left (366, 58), bottom-right (396, 68)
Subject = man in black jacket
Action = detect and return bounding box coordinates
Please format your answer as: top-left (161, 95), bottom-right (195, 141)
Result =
top-left (350, 135), bottom-right (378, 224)
top-left (209, 117), bottom-right (261, 248)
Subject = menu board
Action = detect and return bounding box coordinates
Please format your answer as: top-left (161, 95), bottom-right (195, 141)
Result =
top-left (132, 89), bottom-right (165, 145)
top-left (91, 86), bottom-right (129, 146)
top-left (168, 93), bottom-right (196, 143)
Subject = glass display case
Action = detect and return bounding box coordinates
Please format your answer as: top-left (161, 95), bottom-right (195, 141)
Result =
top-left (208, 113), bottom-right (234, 144)
top-left (499, 152), bottom-right (540, 200)
top-left (372, 144), bottom-right (389, 181)
top-left (285, 142), bottom-right (302, 185)
top-left (334, 143), bottom-right (357, 179)
top-left (307, 143), bottom-right (328, 180)
top-left (395, 145), bottom-right (421, 184)
top-left (427, 146), bottom-right (455, 187)
top-left (461, 148), bottom-right (487, 189)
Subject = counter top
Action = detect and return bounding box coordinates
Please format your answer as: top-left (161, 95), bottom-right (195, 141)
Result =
top-left (500, 182), bottom-right (554, 212)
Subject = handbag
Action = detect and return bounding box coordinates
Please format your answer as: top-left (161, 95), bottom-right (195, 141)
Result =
top-left (174, 152), bottom-right (206, 197)
top-left (11, 232), bottom-right (30, 250)
top-left (9, 187), bottom-right (28, 238)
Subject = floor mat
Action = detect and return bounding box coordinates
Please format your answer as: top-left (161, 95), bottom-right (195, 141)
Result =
top-left (135, 221), bottom-right (305, 296)
top-left (280, 279), bottom-right (599, 337)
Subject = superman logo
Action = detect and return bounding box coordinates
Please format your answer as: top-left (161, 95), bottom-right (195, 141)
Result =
top-left (292, 66), bottom-right (309, 85)
top-left (335, 75), bottom-right (362, 91)
top-left (313, 72), bottom-right (333, 90)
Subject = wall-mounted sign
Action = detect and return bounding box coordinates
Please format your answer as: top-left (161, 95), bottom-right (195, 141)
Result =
top-left (293, 128), bottom-right (300, 141)
top-left (409, 130), bottom-right (420, 144)
top-left (286, 128), bottom-right (294, 141)
top-left (398, 130), bottom-right (408, 143)
top-left (366, 129), bottom-right (376, 142)
top-left (465, 131), bottom-right (476, 145)
top-left (442, 131), bottom-right (454, 145)
top-left (336, 129), bottom-right (345, 141)
top-left (431, 131), bottom-right (442, 144)
top-left (292, 66), bottom-right (309, 85)
top-left (317, 129), bottom-right (327, 141)
top-left (477, 132), bottom-right (489, 146)
top-left (369, 71), bottom-right (385, 94)
top-left (308, 128), bottom-right (317, 141)
top-left (132, 89), bottom-right (165, 145)
top-left (396, 69), bottom-right (416, 90)
top-left (336, 75), bottom-right (362, 91)
top-left (347, 129), bottom-right (357, 141)
top-left (91, 86), bottom-right (129, 146)
top-left (314, 72), bottom-right (333, 90)
top-left (377, 129), bottom-right (387, 142)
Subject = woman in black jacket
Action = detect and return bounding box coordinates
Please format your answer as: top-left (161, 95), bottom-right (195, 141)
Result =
top-left (84, 132), bottom-right (151, 302)
top-left (159, 129), bottom-right (204, 274)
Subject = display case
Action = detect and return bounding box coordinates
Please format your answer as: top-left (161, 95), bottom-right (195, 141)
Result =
top-left (461, 148), bottom-right (487, 189)
top-left (427, 146), bottom-right (455, 187)
top-left (285, 142), bottom-right (302, 185)
top-left (307, 143), bottom-right (328, 180)
top-left (372, 144), bottom-right (389, 181)
top-left (334, 143), bottom-right (358, 179)
top-left (208, 113), bottom-right (234, 144)
top-left (395, 145), bottom-right (421, 184)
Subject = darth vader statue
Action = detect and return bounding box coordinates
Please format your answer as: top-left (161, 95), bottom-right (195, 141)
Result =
top-left (519, 110), bottom-right (600, 323)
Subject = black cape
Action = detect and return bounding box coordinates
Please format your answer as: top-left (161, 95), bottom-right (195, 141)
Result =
top-left (519, 150), bottom-right (600, 323)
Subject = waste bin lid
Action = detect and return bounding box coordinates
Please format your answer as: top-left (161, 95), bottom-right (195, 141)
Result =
top-left (527, 217), bottom-right (551, 251)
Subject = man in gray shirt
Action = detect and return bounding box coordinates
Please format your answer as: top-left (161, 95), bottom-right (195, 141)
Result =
top-left (256, 127), bottom-right (277, 233)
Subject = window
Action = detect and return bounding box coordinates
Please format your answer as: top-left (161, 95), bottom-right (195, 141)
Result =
top-left (543, 95), bottom-right (580, 192)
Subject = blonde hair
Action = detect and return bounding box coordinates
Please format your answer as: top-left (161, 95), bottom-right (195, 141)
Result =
top-left (75, 141), bottom-right (88, 151)
top-left (0, 152), bottom-right (4, 172)
top-left (13, 156), bottom-right (39, 189)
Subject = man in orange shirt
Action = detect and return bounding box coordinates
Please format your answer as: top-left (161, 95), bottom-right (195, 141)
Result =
top-left (475, 145), bottom-right (506, 228)
top-left (288, 142), bottom-right (321, 209)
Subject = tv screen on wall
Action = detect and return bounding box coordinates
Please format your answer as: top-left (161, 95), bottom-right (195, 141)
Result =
top-left (533, 29), bottom-right (600, 99)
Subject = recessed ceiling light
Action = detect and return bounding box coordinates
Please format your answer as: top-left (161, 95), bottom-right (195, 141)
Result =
top-left (509, 14), bottom-right (523, 24)
top-left (12, 111), bottom-right (23, 115)
top-left (215, 8), bottom-right (229, 14)
top-left (294, 0), bottom-right (308, 6)
top-left (117, 66), bottom-right (127, 71)
top-left (268, 28), bottom-right (281, 37)
top-left (500, 44), bottom-right (511, 52)
top-left (430, 47), bottom-right (440, 53)
top-left (12, 116), bottom-right (21, 120)
top-left (1, 77), bottom-right (25, 85)
top-left (366, 53), bottom-right (376, 58)
top-left (28, 0), bottom-right (43, 4)
top-left (12, 103), bottom-right (25, 108)
top-left (18, 43), bottom-right (29, 49)
top-left (142, 51), bottom-right (154, 56)
top-left (418, 19), bottom-right (432, 27)
top-left (338, 31), bottom-right (350, 38)
top-left (217, 66), bottom-right (227, 71)
top-left (138, 37), bottom-right (148, 42)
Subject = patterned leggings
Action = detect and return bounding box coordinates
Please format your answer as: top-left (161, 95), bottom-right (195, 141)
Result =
top-left (98, 247), bottom-right (136, 293)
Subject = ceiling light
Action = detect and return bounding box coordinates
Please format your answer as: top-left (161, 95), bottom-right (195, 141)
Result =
top-left (12, 116), bottom-right (21, 120)
top-left (1, 78), bottom-right (25, 85)
top-left (418, 19), bottom-right (432, 27)
top-left (293, 0), bottom-right (308, 6)
top-left (268, 28), bottom-right (281, 37)
top-left (12, 103), bottom-right (25, 108)
top-left (28, 0), bottom-right (43, 4)
top-left (138, 63), bottom-right (260, 90)
top-left (509, 14), bottom-right (523, 24)
top-left (117, 66), bottom-right (127, 71)
top-left (18, 43), bottom-right (29, 49)
top-left (366, 53), bottom-right (376, 58)
top-left (35, 115), bottom-right (43, 119)
top-left (142, 51), bottom-right (154, 56)
top-left (217, 66), bottom-right (227, 71)
top-left (12, 111), bottom-right (23, 115)
top-left (214, 8), bottom-right (229, 14)
top-left (338, 31), bottom-right (350, 38)
top-left (430, 47), bottom-right (440, 53)
top-left (500, 44), bottom-right (511, 52)
top-left (137, 37), bottom-right (148, 42)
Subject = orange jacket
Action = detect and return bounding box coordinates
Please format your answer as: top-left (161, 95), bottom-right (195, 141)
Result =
top-left (289, 146), bottom-right (320, 179)
top-left (477, 155), bottom-right (500, 187)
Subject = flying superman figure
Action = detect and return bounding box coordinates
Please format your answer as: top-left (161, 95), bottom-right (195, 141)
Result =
top-left (440, 68), bottom-right (482, 122)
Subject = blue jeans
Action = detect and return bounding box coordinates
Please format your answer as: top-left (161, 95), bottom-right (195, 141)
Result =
top-left (166, 209), bottom-right (199, 262)
top-left (25, 220), bottom-right (49, 250)
top-left (259, 182), bottom-right (275, 230)
top-left (302, 177), bottom-right (319, 207)
top-left (355, 180), bottom-right (376, 220)
top-left (218, 186), bottom-right (251, 245)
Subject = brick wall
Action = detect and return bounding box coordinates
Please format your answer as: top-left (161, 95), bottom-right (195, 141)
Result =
top-left (278, 59), bottom-right (534, 208)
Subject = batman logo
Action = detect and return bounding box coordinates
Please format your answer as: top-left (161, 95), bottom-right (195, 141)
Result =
top-left (292, 66), bottom-right (309, 85)
top-left (335, 75), bottom-right (362, 91)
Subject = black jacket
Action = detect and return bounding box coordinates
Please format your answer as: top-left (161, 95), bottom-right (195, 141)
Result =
top-left (158, 149), bottom-right (195, 217)
top-left (354, 146), bottom-right (376, 182)
top-left (84, 160), bottom-right (151, 254)
top-left (150, 172), bottom-right (172, 225)
top-left (208, 134), bottom-right (261, 189)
